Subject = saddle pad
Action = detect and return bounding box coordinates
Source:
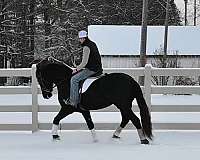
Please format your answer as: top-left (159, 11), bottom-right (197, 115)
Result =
top-left (81, 78), bottom-right (97, 93)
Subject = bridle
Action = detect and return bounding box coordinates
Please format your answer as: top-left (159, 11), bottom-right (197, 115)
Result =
top-left (35, 56), bottom-right (72, 94)
top-left (37, 70), bottom-right (53, 94)
top-left (37, 67), bottom-right (68, 94)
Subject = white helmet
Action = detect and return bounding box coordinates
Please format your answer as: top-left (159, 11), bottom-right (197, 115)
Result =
top-left (78, 30), bottom-right (87, 38)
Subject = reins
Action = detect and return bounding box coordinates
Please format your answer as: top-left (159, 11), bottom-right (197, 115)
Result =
top-left (36, 56), bottom-right (71, 93)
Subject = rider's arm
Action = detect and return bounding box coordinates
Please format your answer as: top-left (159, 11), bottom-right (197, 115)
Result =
top-left (76, 46), bottom-right (90, 71)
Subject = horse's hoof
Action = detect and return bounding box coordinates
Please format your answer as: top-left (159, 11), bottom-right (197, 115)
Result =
top-left (141, 139), bottom-right (149, 144)
top-left (112, 134), bottom-right (120, 139)
top-left (52, 135), bottom-right (60, 141)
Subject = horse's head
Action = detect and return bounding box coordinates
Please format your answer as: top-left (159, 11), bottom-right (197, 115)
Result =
top-left (34, 57), bottom-right (73, 99)
top-left (35, 58), bottom-right (54, 99)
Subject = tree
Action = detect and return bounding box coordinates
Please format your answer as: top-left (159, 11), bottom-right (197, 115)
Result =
top-left (151, 46), bottom-right (180, 86)
top-left (0, 0), bottom-right (36, 68)
top-left (1, 0), bottom-right (182, 68)
top-left (184, 0), bottom-right (188, 25)
top-left (186, 0), bottom-right (200, 25)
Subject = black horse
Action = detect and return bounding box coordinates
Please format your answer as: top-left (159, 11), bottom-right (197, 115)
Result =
top-left (35, 57), bottom-right (153, 144)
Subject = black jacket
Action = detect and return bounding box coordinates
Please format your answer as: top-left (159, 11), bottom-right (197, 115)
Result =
top-left (81, 38), bottom-right (103, 73)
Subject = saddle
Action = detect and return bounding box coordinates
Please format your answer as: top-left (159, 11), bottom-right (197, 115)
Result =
top-left (79, 71), bottom-right (104, 94)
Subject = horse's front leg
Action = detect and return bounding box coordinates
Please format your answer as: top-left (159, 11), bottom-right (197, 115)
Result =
top-left (52, 106), bottom-right (74, 140)
top-left (81, 110), bottom-right (98, 142)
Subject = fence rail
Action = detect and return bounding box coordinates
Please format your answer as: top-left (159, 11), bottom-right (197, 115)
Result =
top-left (1, 64), bottom-right (200, 131)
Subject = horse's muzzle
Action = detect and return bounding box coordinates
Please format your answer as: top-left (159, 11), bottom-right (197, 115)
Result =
top-left (43, 92), bottom-right (53, 99)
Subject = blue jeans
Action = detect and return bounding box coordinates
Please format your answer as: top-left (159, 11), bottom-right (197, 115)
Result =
top-left (70, 69), bottom-right (95, 107)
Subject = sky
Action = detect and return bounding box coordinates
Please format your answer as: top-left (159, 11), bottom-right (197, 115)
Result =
top-left (174, 0), bottom-right (184, 10)
top-left (174, 0), bottom-right (199, 9)
top-left (174, 0), bottom-right (200, 25)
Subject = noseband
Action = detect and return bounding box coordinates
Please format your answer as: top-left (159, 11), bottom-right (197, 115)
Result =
top-left (37, 69), bottom-right (67, 94)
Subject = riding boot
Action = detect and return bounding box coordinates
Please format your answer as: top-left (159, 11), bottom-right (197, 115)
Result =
top-left (63, 98), bottom-right (75, 107)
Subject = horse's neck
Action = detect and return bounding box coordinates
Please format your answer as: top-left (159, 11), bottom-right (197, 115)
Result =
top-left (50, 63), bottom-right (72, 98)
top-left (56, 79), bottom-right (70, 99)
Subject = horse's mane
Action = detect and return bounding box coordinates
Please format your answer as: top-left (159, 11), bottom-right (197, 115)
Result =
top-left (33, 57), bottom-right (73, 79)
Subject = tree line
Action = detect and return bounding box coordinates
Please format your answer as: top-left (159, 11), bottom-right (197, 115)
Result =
top-left (0, 0), bottom-right (181, 69)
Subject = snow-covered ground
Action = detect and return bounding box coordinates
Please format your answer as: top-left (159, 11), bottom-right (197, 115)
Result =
top-left (0, 130), bottom-right (200, 160)
top-left (1, 94), bottom-right (200, 159)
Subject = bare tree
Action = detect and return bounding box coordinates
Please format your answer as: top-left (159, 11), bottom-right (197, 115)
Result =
top-left (151, 46), bottom-right (180, 86)
top-left (185, 0), bottom-right (200, 25)
top-left (1, 0), bottom-right (182, 69)
top-left (184, 0), bottom-right (188, 25)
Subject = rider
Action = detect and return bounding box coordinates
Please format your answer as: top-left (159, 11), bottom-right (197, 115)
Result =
top-left (64, 30), bottom-right (103, 108)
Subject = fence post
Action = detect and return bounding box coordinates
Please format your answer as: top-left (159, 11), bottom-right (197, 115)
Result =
top-left (31, 64), bottom-right (38, 132)
top-left (144, 64), bottom-right (152, 109)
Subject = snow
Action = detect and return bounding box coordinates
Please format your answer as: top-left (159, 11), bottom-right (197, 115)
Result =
top-left (0, 130), bottom-right (200, 160)
top-left (1, 94), bottom-right (200, 159)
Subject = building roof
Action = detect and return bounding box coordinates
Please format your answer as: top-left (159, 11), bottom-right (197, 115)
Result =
top-left (88, 25), bottom-right (200, 56)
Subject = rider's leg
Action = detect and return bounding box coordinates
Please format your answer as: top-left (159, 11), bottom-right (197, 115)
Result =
top-left (69, 69), bottom-right (95, 107)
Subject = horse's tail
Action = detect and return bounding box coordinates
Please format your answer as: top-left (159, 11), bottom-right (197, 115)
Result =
top-left (134, 82), bottom-right (153, 140)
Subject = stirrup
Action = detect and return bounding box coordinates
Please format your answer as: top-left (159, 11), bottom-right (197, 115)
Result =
top-left (63, 99), bottom-right (74, 106)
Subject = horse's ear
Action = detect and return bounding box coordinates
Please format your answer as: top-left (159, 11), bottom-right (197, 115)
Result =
top-left (47, 56), bottom-right (55, 63)
top-left (29, 59), bottom-right (41, 67)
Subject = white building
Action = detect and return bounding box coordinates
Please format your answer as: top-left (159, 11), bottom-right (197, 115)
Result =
top-left (101, 55), bottom-right (200, 68)
top-left (88, 25), bottom-right (200, 68)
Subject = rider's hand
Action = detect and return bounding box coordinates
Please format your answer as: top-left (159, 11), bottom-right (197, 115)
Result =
top-left (72, 69), bottom-right (78, 74)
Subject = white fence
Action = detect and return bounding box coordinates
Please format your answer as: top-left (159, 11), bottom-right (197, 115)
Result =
top-left (1, 64), bottom-right (200, 132)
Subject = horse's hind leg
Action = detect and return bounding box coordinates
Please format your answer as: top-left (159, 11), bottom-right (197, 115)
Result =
top-left (113, 110), bottom-right (129, 138)
top-left (125, 108), bottom-right (149, 144)
top-left (115, 102), bottom-right (149, 144)
top-left (52, 107), bottom-right (74, 140)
